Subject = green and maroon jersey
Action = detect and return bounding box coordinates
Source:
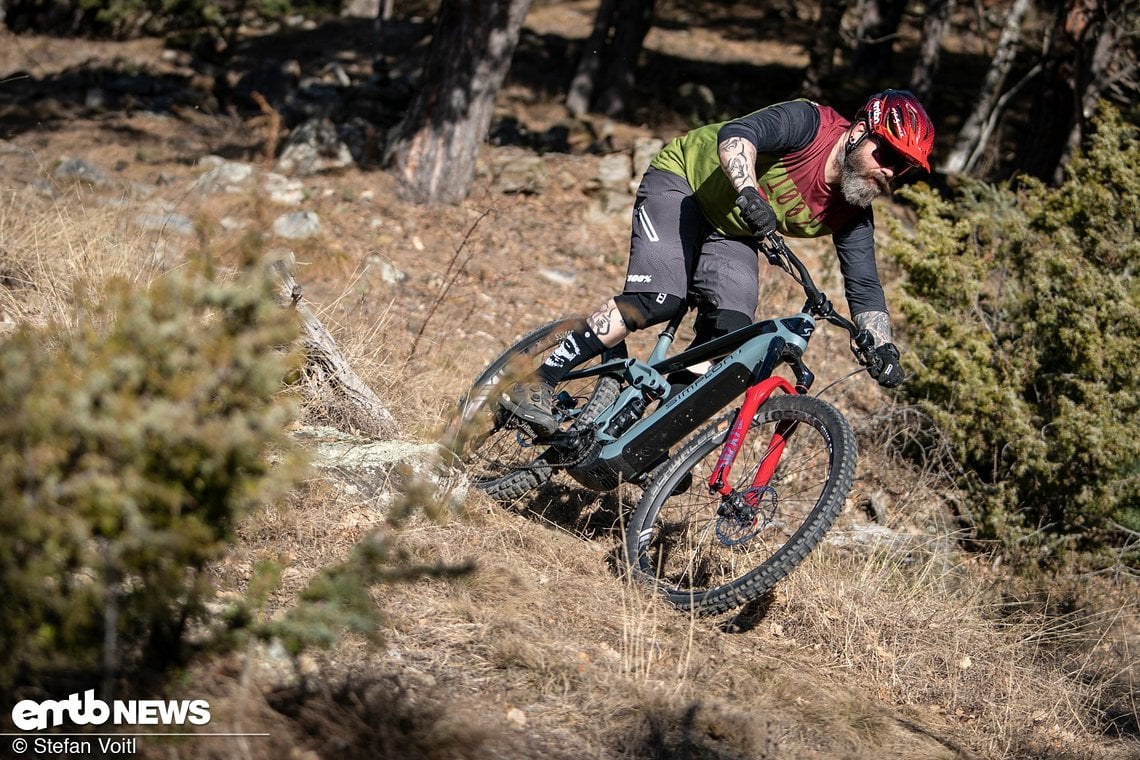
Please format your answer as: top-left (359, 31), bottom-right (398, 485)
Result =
top-left (649, 99), bottom-right (886, 315)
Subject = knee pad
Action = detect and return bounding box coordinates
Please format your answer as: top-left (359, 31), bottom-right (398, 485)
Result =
top-left (613, 292), bottom-right (685, 331)
top-left (692, 308), bottom-right (752, 345)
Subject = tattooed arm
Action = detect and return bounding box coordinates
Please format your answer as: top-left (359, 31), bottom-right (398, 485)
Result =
top-left (718, 135), bottom-right (759, 194)
top-left (854, 310), bottom-right (894, 347)
top-left (716, 101), bottom-right (818, 193)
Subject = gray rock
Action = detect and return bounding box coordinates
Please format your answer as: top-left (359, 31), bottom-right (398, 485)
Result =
top-left (538, 268), bottom-right (576, 287)
top-left (365, 254), bottom-right (408, 285)
top-left (275, 118), bottom-right (355, 176)
top-left (54, 158), bottom-right (111, 188)
top-left (295, 426), bottom-right (467, 508)
top-left (264, 172), bottom-right (305, 205)
top-left (136, 212), bottom-right (195, 237)
top-left (595, 153), bottom-right (634, 214)
top-left (194, 158), bottom-right (254, 194)
top-left (273, 211), bottom-right (321, 239)
top-left (596, 153), bottom-right (632, 190)
top-left (633, 137), bottom-right (665, 179)
top-left (676, 82), bottom-right (717, 121)
top-left (341, 0), bottom-right (380, 17)
top-left (491, 149), bottom-right (547, 194)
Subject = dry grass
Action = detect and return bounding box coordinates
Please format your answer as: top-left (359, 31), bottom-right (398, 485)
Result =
top-left (0, 184), bottom-right (167, 326)
top-left (2, 122), bottom-right (1137, 760)
top-left (776, 542), bottom-right (1121, 758)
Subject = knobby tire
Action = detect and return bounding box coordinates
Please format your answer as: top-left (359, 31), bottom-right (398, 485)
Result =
top-left (445, 318), bottom-right (617, 504)
top-left (624, 394), bottom-right (856, 615)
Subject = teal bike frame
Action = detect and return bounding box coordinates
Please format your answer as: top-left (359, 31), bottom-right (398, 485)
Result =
top-left (545, 231), bottom-right (881, 495)
top-left (561, 308), bottom-right (819, 487)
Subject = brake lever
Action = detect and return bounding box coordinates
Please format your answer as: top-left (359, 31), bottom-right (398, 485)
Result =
top-left (809, 291), bottom-right (832, 316)
top-left (852, 329), bottom-right (875, 351)
top-left (759, 234), bottom-right (786, 267)
top-left (851, 329), bottom-right (876, 365)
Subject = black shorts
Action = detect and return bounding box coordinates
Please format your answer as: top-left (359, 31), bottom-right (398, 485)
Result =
top-left (624, 167), bottom-right (762, 316)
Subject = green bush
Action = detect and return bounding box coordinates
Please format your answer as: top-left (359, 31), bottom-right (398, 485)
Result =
top-left (887, 103), bottom-right (1139, 565)
top-left (0, 268), bottom-right (304, 694)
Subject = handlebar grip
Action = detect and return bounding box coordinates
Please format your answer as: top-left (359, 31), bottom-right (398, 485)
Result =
top-left (853, 329), bottom-right (875, 351)
top-left (851, 329), bottom-right (876, 365)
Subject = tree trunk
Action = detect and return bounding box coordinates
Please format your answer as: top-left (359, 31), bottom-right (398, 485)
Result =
top-left (566, 0), bottom-right (617, 116)
top-left (940, 0), bottom-right (1033, 175)
top-left (566, 0), bottom-right (655, 118)
top-left (1012, 0), bottom-right (1126, 182)
top-left (594, 0), bottom-right (656, 117)
top-left (801, 0), bottom-right (852, 100)
top-left (852, 0), bottom-right (909, 78)
top-left (1015, 25), bottom-right (1075, 180)
top-left (270, 255), bottom-right (399, 438)
top-left (1055, 0), bottom-right (1127, 181)
top-left (388, 0), bottom-right (533, 204)
top-left (909, 0), bottom-right (956, 102)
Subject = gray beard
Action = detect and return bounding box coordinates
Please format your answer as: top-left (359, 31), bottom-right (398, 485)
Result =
top-left (839, 149), bottom-right (889, 207)
top-left (840, 173), bottom-right (880, 207)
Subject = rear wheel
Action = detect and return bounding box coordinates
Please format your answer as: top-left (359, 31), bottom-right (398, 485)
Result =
top-left (624, 394), bottom-right (856, 614)
top-left (443, 318), bottom-right (619, 504)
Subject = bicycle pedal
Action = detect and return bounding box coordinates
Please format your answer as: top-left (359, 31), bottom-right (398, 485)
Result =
top-left (554, 390), bottom-right (578, 408)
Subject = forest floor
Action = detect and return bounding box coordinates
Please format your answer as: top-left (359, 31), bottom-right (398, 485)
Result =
top-left (0, 1), bottom-right (1137, 758)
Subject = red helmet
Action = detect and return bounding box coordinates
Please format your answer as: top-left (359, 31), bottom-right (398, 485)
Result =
top-left (857, 90), bottom-right (935, 172)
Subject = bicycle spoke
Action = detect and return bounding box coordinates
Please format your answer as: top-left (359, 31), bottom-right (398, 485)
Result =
top-left (627, 395), bottom-right (856, 614)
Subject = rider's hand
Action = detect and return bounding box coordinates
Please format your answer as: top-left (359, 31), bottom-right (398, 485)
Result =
top-left (866, 343), bottom-right (905, 388)
top-left (735, 188), bottom-right (777, 237)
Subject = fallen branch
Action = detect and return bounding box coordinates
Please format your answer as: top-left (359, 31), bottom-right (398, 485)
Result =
top-left (270, 253), bottom-right (398, 438)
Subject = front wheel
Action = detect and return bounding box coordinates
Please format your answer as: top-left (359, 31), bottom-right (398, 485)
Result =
top-left (442, 318), bottom-right (619, 504)
top-left (624, 394), bottom-right (856, 615)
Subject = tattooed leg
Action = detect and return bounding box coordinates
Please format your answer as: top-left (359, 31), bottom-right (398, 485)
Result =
top-left (586, 298), bottom-right (631, 348)
top-left (534, 300), bottom-right (625, 386)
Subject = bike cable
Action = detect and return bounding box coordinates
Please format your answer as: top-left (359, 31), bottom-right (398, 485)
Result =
top-left (811, 367), bottom-right (867, 400)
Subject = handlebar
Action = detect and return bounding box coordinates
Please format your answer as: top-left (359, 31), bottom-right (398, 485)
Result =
top-left (758, 232), bottom-right (878, 368)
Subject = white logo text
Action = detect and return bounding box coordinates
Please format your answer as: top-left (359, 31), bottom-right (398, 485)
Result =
top-left (12, 690), bottom-right (211, 731)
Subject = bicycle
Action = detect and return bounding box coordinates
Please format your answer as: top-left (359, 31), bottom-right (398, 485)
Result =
top-left (444, 232), bottom-right (885, 615)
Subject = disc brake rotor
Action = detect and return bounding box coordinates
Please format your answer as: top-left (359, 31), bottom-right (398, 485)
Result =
top-left (715, 486), bottom-right (778, 547)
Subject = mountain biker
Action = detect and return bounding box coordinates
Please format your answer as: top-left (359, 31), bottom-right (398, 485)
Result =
top-left (504, 89), bottom-right (935, 434)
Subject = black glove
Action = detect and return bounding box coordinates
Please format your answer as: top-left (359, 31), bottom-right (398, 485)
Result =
top-left (735, 187), bottom-right (777, 237)
top-left (866, 343), bottom-right (905, 388)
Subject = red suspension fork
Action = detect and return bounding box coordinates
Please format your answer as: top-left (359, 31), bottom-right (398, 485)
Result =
top-left (749, 419), bottom-right (798, 495)
top-left (708, 376), bottom-right (798, 496)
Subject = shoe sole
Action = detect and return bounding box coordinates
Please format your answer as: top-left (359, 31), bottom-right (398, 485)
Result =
top-left (499, 394), bottom-right (558, 435)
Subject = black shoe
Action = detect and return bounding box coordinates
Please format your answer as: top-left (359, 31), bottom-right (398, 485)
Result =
top-left (500, 381), bottom-right (558, 434)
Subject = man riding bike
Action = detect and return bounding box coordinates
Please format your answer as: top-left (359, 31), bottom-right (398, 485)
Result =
top-left (504, 89), bottom-right (935, 434)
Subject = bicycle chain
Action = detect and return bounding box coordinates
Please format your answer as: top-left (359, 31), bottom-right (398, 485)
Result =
top-left (475, 417), bottom-right (595, 473)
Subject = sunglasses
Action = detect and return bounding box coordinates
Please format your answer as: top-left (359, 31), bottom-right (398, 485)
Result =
top-left (870, 136), bottom-right (919, 176)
